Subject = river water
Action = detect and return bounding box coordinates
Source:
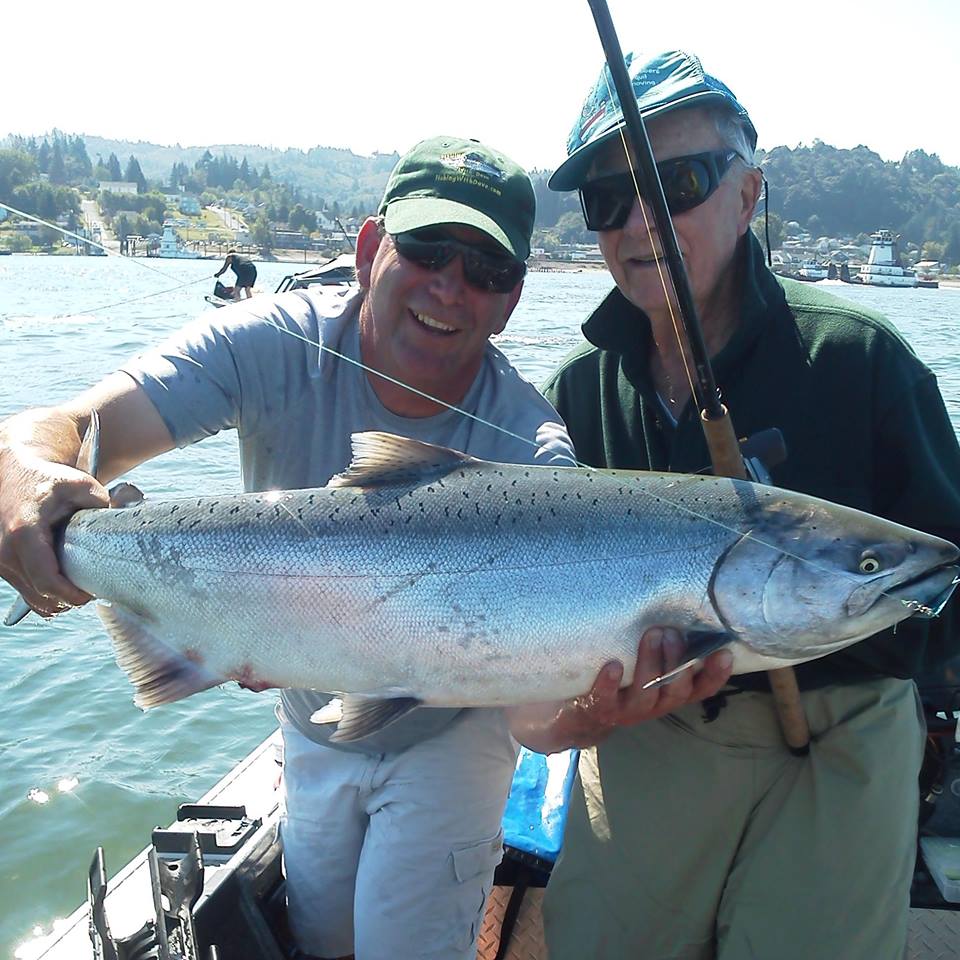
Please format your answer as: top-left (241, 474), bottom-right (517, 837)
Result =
top-left (0, 254), bottom-right (958, 957)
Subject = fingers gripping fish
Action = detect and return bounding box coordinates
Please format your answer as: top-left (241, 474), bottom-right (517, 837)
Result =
top-left (7, 415), bottom-right (957, 742)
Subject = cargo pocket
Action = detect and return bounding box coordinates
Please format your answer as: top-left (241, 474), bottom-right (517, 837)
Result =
top-left (451, 828), bottom-right (504, 951)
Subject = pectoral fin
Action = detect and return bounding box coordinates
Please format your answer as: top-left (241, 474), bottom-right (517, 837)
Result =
top-left (641, 630), bottom-right (732, 689)
top-left (326, 694), bottom-right (423, 742)
top-left (97, 602), bottom-right (224, 708)
top-left (3, 597), bottom-right (32, 627)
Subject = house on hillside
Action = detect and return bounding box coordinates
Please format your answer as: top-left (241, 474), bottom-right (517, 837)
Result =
top-left (99, 181), bottom-right (139, 196)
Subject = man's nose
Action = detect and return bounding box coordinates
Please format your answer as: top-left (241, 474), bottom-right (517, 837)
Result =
top-left (428, 255), bottom-right (468, 303)
top-left (622, 193), bottom-right (658, 236)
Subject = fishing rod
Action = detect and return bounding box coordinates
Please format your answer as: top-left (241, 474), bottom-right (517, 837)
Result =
top-left (585, 0), bottom-right (811, 752)
top-left (0, 200), bottom-right (217, 319)
top-left (334, 216), bottom-right (356, 251)
top-left (3, 180), bottom-right (944, 665)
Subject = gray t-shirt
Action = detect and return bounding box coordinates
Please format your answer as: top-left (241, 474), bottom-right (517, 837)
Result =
top-left (122, 287), bottom-right (576, 754)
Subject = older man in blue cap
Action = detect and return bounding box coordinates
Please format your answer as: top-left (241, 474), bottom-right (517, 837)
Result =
top-left (508, 50), bottom-right (960, 959)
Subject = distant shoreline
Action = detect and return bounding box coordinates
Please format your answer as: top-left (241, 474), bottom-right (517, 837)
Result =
top-left (5, 250), bottom-right (956, 288)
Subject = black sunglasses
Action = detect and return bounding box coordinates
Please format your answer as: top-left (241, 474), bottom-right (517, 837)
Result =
top-left (579, 149), bottom-right (741, 231)
top-left (391, 230), bottom-right (526, 294)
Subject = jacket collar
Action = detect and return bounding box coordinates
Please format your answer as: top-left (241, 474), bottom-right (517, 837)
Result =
top-left (581, 232), bottom-right (786, 381)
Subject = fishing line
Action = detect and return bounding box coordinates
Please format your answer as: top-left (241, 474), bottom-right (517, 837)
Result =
top-left (603, 74), bottom-right (700, 411)
top-left (256, 311), bottom-right (946, 616)
top-left (1, 206), bottom-right (943, 617)
top-left (0, 200), bottom-right (217, 317)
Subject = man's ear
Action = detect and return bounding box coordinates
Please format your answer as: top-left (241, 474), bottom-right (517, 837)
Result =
top-left (355, 218), bottom-right (383, 288)
top-left (736, 167), bottom-right (764, 237)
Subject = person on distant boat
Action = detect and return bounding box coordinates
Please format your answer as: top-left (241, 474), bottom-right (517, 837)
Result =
top-left (0, 134), bottom-right (732, 960)
top-left (214, 249), bottom-right (257, 299)
top-left (506, 49), bottom-right (960, 960)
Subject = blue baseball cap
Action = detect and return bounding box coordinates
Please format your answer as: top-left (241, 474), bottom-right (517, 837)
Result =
top-left (549, 50), bottom-right (757, 192)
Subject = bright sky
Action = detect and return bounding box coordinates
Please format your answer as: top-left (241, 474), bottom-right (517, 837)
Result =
top-left (7, 0), bottom-right (958, 170)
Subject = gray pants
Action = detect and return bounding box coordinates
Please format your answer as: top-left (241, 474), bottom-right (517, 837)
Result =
top-left (543, 678), bottom-right (924, 960)
top-left (280, 708), bottom-right (518, 959)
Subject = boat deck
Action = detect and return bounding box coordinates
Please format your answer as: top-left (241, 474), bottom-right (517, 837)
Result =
top-left (35, 730), bottom-right (960, 960)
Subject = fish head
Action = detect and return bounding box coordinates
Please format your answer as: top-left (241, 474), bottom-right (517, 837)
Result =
top-left (711, 492), bottom-right (959, 663)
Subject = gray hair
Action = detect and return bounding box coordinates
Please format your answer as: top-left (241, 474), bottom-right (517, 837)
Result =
top-left (708, 104), bottom-right (757, 165)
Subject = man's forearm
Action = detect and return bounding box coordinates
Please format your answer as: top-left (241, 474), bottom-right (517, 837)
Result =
top-left (0, 407), bottom-right (86, 470)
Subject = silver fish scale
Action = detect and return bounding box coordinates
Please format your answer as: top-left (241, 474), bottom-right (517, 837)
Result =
top-left (57, 467), bottom-right (739, 704)
top-left (56, 459), bottom-right (958, 706)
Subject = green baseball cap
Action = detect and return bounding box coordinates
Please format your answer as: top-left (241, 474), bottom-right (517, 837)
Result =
top-left (550, 50), bottom-right (757, 191)
top-left (378, 135), bottom-right (535, 261)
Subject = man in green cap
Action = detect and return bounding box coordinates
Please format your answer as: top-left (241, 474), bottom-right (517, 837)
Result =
top-left (508, 50), bottom-right (960, 960)
top-left (0, 133), bottom-right (733, 959)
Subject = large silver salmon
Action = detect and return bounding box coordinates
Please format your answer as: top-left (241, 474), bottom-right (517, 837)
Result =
top-left (50, 432), bottom-right (959, 740)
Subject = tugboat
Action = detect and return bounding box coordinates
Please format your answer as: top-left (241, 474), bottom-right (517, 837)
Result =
top-left (859, 230), bottom-right (918, 287)
top-left (157, 221), bottom-right (202, 259)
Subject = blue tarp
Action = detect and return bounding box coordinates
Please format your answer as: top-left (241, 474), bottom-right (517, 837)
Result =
top-left (501, 748), bottom-right (579, 864)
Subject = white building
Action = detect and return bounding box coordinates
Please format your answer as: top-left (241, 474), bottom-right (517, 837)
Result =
top-left (99, 181), bottom-right (139, 196)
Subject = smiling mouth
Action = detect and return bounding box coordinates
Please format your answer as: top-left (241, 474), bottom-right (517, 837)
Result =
top-left (413, 311), bottom-right (457, 334)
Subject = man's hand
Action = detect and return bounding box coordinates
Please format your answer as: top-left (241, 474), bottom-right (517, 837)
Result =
top-left (0, 448), bottom-right (110, 617)
top-left (506, 627), bottom-right (733, 753)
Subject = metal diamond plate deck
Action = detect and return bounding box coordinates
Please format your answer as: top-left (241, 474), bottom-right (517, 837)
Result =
top-left (479, 891), bottom-right (960, 960)
top-left (907, 908), bottom-right (960, 959)
top-left (478, 886), bottom-right (547, 960)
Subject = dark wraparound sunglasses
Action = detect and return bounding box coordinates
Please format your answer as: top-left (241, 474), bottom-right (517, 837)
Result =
top-left (391, 230), bottom-right (526, 294)
top-left (579, 149), bottom-right (741, 231)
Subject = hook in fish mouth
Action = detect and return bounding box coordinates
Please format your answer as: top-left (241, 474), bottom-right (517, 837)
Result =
top-left (893, 566), bottom-right (960, 619)
top-left (873, 564), bottom-right (960, 620)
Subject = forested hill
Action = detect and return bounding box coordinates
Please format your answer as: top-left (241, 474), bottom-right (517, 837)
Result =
top-left (757, 142), bottom-right (959, 257)
top-left (5, 131), bottom-right (960, 261)
top-left (82, 135), bottom-right (400, 218)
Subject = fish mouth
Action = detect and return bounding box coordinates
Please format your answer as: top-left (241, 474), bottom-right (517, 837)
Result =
top-left (880, 564), bottom-right (960, 618)
top-left (852, 563), bottom-right (960, 621)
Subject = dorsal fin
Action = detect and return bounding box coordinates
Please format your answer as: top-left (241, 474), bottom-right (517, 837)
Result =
top-left (328, 431), bottom-right (480, 489)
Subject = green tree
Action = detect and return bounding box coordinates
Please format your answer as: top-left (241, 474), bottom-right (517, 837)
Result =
top-left (945, 223), bottom-right (960, 267)
top-left (555, 210), bottom-right (590, 244)
top-left (124, 156), bottom-right (147, 193)
top-left (107, 153), bottom-right (122, 181)
top-left (48, 142), bottom-right (67, 184)
top-left (0, 149), bottom-right (37, 203)
top-left (250, 212), bottom-right (272, 251)
top-left (6, 232), bottom-right (32, 252)
top-left (752, 210), bottom-right (784, 250)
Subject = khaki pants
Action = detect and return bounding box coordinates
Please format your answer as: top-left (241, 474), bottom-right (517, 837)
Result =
top-left (543, 678), bottom-right (924, 960)
top-left (280, 708), bottom-right (518, 960)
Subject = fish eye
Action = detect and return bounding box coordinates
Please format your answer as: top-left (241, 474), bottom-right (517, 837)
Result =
top-left (859, 552), bottom-right (882, 574)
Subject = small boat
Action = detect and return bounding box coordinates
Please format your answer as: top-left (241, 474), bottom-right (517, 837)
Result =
top-left (28, 690), bottom-right (960, 960)
top-left (205, 254), bottom-right (358, 308)
top-left (797, 261), bottom-right (830, 282)
top-left (859, 230), bottom-right (918, 287)
top-left (916, 261), bottom-right (942, 290)
top-left (31, 736), bottom-right (578, 960)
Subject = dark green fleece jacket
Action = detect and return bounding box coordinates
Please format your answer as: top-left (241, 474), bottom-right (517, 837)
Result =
top-left (543, 235), bottom-right (960, 689)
